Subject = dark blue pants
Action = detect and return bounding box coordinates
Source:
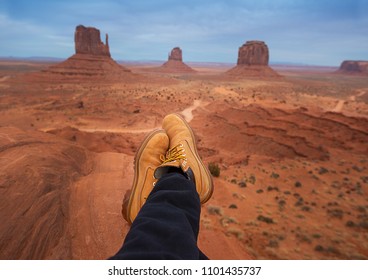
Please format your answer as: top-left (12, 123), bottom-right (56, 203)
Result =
top-left (110, 173), bottom-right (208, 259)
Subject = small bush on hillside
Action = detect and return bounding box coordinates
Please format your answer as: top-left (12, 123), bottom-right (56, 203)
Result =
top-left (257, 215), bottom-right (274, 224)
top-left (208, 162), bottom-right (220, 177)
top-left (248, 174), bottom-right (256, 184)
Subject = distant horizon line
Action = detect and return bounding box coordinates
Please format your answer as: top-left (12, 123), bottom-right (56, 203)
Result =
top-left (0, 55), bottom-right (341, 68)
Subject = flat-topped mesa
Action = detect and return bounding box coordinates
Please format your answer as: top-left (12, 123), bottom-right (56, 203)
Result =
top-left (237, 40), bottom-right (269, 66)
top-left (226, 40), bottom-right (280, 78)
top-left (337, 60), bottom-right (368, 75)
top-left (74, 25), bottom-right (110, 57)
top-left (168, 47), bottom-right (183, 61)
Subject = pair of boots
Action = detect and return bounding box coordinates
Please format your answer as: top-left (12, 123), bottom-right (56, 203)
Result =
top-left (122, 113), bottom-right (214, 224)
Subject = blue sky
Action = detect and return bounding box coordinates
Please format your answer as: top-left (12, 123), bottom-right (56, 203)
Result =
top-left (0, 0), bottom-right (367, 66)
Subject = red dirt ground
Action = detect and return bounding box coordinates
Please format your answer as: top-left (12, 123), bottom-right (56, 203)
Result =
top-left (0, 60), bottom-right (367, 259)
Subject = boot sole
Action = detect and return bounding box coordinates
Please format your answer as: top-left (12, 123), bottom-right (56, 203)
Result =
top-left (171, 113), bottom-right (214, 203)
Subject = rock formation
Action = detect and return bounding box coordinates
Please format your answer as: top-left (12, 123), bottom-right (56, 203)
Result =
top-left (237, 41), bottom-right (269, 66)
top-left (75, 25), bottom-right (110, 57)
top-left (0, 126), bottom-right (91, 259)
top-left (155, 47), bottom-right (196, 73)
top-left (227, 40), bottom-right (280, 78)
top-left (168, 47), bottom-right (183, 61)
top-left (40, 25), bottom-right (135, 81)
top-left (337, 60), bottom-right (368, 75)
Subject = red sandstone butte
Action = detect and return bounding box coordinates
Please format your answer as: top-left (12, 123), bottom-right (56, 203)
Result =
top-left (237, 41), bottom-right (269, 66)
top-left (337, 60), bottom-right (368, 75)
top-left (38, 25), bottom-right (134, 81)
top-left (157, 47), bottom-right (196, 73)
top-left (168, 47), bottom-right (183, 61)
top-left (75, 25), bottom-right (111, 57)
top-left (227, 40), bottom-right (280, 78)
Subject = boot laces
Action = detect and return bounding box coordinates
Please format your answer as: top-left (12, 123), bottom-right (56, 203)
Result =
top-left (160, 143), bottom-right (186, 164)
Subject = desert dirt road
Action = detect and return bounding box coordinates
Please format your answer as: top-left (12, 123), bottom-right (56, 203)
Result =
top-left (180, 99), bottom-right (203, 122)
top-left (331, 88), bottom-right (367, 112)
top-left (0, 75), bottom-right (10, 82)
top-left (39, 99), bottom-right (204, 134)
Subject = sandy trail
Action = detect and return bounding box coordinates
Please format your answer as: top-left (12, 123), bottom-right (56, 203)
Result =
top-left (181, 99), bottom-right (202, 122)
top-left (39, 99), bottom-right (204, 133)
top-left (332, 100), bottom-right (346, 113)
top-left (77, 127), bottom-right (158, 134)
top-left (0, 76), bottom-right (10, 88)
top-left (39, 124), bottom-right (159, 134)
top-left (331, 88), bottom-right (367, 112)
top-left (0, 76), bottom-right (10, 82)
top-left (349, 88), bottom-right (367, 101)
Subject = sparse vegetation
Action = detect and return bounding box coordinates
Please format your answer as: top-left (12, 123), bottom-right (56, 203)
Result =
top-left (314, 245), bottom-right (324, 252)
top-left (359, 222), bottom-right (368, 229)
top-left (208, 162), bottom-right (220, 177)
top-left (318, 167), bottom-right (329, 175)
top-left (207, 205), bottom-right (223, 216)
top-left (346, 220), bottom-right (355, 227)
top-left (230, 178), bottom-right (237, 184)
top-left (238, 181), bottom-right (247, 188)
top-left (221, 216), bottom-right (239, 227)
top-left (77, 101), bottom-right (84, 109)
top-left (295, 232), bottom-right (312, 243)
top-left (257, 215), bottom-right (274, 224)
top-left (295, 197), bottom-right (304, 207)
top-left (248, 174), bottom-right (256, 184)
top-left (314, 245), bottom-right (340, 255)
top-left (361, 176), bottom-right (368, 183)
top-left (267, 186), bottom-right (279, 192)
top-left (301, 206), bottom-right (311, 212)
top-left (267, 239), bottom-right (279, 248)
top-left (278, 199), bottom-right (286, 211)
top-left (352, 165), bottom-right (364, 172)
top-left (226, 227), bottom-right (244, 240)
top-left (327, 208), bottom-right (344, 219)
top-left (312, 233), bottom-right (322, 239)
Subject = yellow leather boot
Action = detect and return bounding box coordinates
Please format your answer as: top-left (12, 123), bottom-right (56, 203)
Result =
top-left (154, 113), bottom-right (214, 204)
top-left (122, 129), bottom-right (169, 224)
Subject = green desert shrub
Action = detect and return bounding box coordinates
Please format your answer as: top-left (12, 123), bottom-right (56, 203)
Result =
top-left (208, 162), bottom-right (220, 177)
top-left (257, 215), bottom-right (274, 224)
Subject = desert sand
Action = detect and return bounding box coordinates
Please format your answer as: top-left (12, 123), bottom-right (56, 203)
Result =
top-left (0, 58), bottom-right (368, 260)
